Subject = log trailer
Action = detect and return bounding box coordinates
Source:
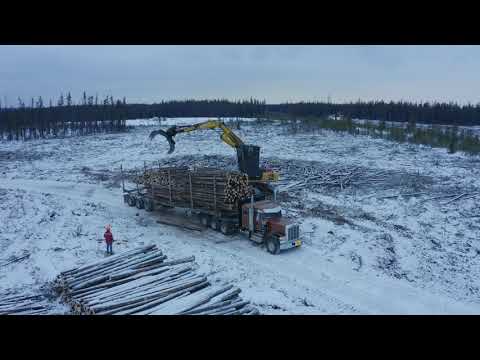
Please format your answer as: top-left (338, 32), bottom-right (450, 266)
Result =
top-left (121, 165), bottom-right (302, 255)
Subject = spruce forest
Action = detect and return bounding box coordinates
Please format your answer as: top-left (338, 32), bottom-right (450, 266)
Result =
top-left (1, 95), bottom-right (480, 154)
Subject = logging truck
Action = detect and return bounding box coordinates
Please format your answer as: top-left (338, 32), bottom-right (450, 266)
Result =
top-left (121, 165), bottom-right (301, 255)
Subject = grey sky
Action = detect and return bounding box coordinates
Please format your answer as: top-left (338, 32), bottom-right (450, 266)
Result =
top-left (1, 45), bottom-right (479, 106)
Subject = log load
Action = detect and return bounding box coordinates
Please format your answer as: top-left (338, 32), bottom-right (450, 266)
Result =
top-left (0, 292), bottom-right (55, 315)
top-left (51, 245), bottom-right (259, 315)
top-left (134, 167), bottom-right (252, 212)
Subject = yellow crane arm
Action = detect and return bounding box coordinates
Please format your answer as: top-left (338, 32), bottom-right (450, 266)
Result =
top-left (149, 118), bottom-right (279, 182)
top-left (171, 119), bottom-right (244, 149)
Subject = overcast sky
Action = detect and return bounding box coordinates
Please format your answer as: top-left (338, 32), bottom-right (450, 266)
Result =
top-left (1, 45), bottom-right (479, 106)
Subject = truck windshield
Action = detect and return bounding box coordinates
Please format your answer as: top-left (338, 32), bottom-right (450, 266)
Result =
top-left (262, 211), bottom-right (281, 219)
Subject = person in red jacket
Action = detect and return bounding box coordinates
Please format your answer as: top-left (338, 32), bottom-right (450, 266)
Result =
top-left (104, 225), bottom-right (114, 255)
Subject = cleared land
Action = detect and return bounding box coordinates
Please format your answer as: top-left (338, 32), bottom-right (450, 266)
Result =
top-left (1, 118), bottom-right (480, 314)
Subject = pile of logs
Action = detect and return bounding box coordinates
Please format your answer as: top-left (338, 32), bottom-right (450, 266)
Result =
top-left (134, 166), bottom-right (251, 210)
top-left (136, 166), bottom-right (189, 187)
top-left (0, 292), bottom-right (54, 315)
top-left (52, 245), bottom-right (259, 315)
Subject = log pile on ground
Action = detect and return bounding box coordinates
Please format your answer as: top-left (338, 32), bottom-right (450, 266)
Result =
top-left (52, 245), bottom-right (259, 315)
top-left (134, 166), bottom-right (251, 210)
top-left (0, 292), bottom-right (54, 315)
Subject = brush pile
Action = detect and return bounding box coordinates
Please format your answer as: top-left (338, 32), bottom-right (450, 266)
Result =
top-left (52, 245), bottom-right (258, 315)
top-left (266, 158), bottom-right (433, 194)
top-left (134, 166), bottom-right (251, 210)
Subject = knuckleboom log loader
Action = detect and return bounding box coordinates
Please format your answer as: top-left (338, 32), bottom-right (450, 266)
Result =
top-left (148, 119), bottom-right (278, 182)
top-left (121, 119), bottom-right (301, 255)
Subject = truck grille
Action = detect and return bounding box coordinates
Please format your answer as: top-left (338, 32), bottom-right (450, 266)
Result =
top-left (287, 225), bottom-right (299, 241)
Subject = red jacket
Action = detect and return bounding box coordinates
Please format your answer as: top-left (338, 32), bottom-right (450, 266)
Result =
top-left (104, 230), bottom-right (113, 244)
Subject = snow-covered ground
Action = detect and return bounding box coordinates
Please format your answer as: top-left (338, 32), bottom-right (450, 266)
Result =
top-left (1, 118), bottom-right (480, 314)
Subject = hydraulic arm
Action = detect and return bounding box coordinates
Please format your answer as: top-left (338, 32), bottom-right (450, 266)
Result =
top-left (149, 119), bottom-right (244, 154)
top-left (149, 119), bottom-right (278, 181)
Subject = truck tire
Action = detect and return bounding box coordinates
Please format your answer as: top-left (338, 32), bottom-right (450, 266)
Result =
top-left (145, 199), bottom-right (154, 212)
top-left (210, 219), bottom-right (220, 231)
top-left (123, 194), bottom-right (130, 204)
top-left (220, 222), bottom-right (232, 235)
top-left (128, 195), bottom-right (136, 207)
top-left (136, 197), bottom-right (145, 209)
top-left (200, 215), bottom-right (210, 227)
top-left (265, 235), bottom-right (280, 255)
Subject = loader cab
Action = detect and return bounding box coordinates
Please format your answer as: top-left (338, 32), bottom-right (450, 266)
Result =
top-left (237, 144), bottom-right (279, 183)
top-left (237, 144), bottom-right (262, 179)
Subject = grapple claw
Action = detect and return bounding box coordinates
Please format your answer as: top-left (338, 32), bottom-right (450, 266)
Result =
top-left (148, 129), bottom-right (176, 154)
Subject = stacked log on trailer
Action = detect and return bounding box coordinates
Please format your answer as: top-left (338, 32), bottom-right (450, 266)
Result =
top-left (134, 166), bottom-right (251, 211)
top-left (52, 245), bottom-right (259, 315)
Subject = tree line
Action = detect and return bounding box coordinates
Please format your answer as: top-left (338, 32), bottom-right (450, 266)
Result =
top-left (0, 97), bottom-right (267, 141)
top-left (119, 98), bottom-right (480, 126)
top-left (266, 100), bottom-right (480, 126)
top-left (2, 96), bottom-right (480, 141)
top-left (124, 98), bottom-right (267, 119)
top-left (0, 92), bottom-right (127, 140)
top-left (280, 115), bottom-right (480, 155)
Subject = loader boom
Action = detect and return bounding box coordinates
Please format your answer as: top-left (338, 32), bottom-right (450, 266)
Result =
top-left (174, 119), bottom-right (245, 149)
top-left (149, 119), bottom-right (278, 182)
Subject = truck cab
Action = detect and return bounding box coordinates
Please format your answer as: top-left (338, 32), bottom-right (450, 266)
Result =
top-left (241, 200), bottom-right (301, 254)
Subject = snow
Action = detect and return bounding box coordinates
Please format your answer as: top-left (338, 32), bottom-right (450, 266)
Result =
top-left (1, 118), bottom-right (480, 314)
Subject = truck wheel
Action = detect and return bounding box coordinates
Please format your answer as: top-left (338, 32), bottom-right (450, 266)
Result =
top-left (123, 194), bottom-right (130, 204)
top-left (200, 215), bottom-right (210, 227)
top-left (220, 222), bottom-right (232, 235)
top-left (145, 199), bottom-right (154, 212)
top-left (210, 219), bottom-right (220, 231)
top-left (128, 195), bottom-right (136, 207)
top-left (136, 197), bottom-right (145, 209)
top-left (265, 236), bottom-right (280, 255)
